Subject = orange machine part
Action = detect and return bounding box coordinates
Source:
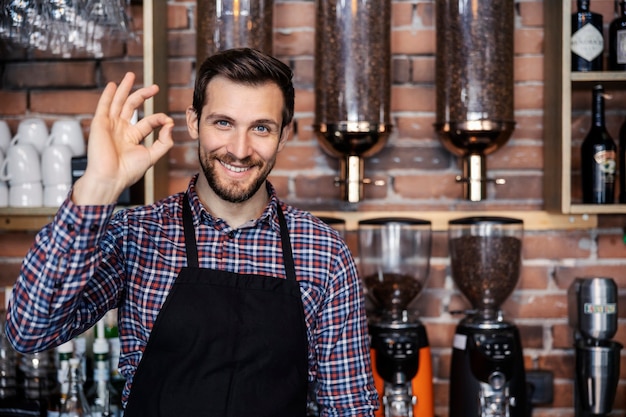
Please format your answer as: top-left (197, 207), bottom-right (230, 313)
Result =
top-left (371, 346), bottom-right (434, 417)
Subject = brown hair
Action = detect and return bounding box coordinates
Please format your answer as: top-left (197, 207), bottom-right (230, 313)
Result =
top-left (192, 48), bottom-right (295, 130)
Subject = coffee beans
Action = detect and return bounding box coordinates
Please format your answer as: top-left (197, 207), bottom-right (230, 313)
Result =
top-left (314, 0), bottom-right (391, 127)
top-left (363, 272), bottom-right (423, 313)
top-left (449, 235), bottom-right (521, 310)
top-left (435, 0), bottom-right (514, 128)
top-left (196, 0), bottom-right (273, 65)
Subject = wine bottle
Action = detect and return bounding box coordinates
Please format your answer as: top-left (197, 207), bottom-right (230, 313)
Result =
top-left (48, 341), bottom-right (74, 417)
top-left (581, 85), bottom-right (617, 204)
top-left (572, 0), bottom-right (604, 71)
top-left (609, 1), bottom-right (626, 70)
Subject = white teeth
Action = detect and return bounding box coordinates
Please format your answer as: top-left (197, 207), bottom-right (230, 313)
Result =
top-left (220, 161), bottom-right (250, 173)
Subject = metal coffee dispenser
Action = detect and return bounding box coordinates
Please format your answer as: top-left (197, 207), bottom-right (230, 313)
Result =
top-left (448, 217), bottom-right (528, 417)
top-left (568, 277), bottom-right (622, 417)
top-left (358, 218), bottom-right (433, 417)
top-left (314, 0), bottom-right (392, 203)
top-left (435, 0), bottom-right (515, 201)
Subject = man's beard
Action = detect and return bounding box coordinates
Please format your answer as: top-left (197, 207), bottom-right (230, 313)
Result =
top-left (199, 148), bottom-right (275, 203)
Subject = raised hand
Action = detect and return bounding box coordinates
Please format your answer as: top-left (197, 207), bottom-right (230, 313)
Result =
top-left (73, 72), bottom-right (175, 205)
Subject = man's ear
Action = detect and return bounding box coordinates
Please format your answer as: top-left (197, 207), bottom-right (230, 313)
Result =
top-left (186, 106), bottom-right (199, 139)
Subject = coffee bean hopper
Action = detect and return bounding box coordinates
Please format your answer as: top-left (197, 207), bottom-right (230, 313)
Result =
top-left (448, 216), bottom-right (528, 417)
top-left (434, 0), bottom-right (515, 201)
top-left (358, 218), bottom-right (434, 417)
top-left (313, 0), bottom-right (392, 203)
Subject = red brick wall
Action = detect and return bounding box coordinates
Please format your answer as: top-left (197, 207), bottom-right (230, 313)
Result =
top-left (1, 1), bottom-right (625, 416)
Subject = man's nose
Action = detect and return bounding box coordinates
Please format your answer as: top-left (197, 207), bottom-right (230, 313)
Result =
top-left (228, 129), bottom-right (253, 159)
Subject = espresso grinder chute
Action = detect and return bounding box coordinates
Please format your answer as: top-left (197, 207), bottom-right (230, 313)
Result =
top-left (434, 0), bottom-right (515, 201)
top-left (568, 277), bottom-right (622, 417)
top-left (448, 216), bottom-right (528, 417)
top-left (358, 218), bottom-right (434, 417)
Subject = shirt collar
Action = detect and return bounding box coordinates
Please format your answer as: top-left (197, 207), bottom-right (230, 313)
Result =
top-left (184, 174), bottom-right (282, 233)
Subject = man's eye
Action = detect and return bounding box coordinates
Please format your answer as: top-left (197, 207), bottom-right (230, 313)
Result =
top-left (215, 120), bottom-right (231, 128)
top-left (254, 125), bottom-right (270, 134)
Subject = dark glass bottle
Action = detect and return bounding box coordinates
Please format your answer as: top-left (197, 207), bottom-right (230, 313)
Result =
top-left (572, 0), bottom-right (604, 71)
top-left (581, 85), bottom-right (617, 204)
top-left (609, 0), bottom-right (626, 70)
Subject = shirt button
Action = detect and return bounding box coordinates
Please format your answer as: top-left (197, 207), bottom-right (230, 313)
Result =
top-left (89, 224), bottom-right (99, 232)
top-left (67, 224), bottom-right (75, 232)
top-left (228, 231), bottom-right (235, 238)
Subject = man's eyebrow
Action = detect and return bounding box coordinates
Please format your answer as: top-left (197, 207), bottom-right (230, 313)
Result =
top-left (254, 118), bottom-right (280, 127)
top-left (205, 113), bottom-right (234, 122)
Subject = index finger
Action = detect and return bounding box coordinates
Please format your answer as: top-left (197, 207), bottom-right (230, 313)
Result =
top-left (109, 72), bottom-right (137, 119)
top-left (120, 83), bottom-right (161, 123)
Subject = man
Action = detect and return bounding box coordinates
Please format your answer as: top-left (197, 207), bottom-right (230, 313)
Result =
top-left (6, 48), bottom-right (378, 416)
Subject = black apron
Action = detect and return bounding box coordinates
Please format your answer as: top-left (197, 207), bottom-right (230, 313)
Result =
top-left (124, 194), bottom-right (308, 417)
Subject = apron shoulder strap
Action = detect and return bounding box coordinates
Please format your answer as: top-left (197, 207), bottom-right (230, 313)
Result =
top-left (275, 203), bottom-right (297, 282)
top-left (182, 193), bottom-right (199, 268)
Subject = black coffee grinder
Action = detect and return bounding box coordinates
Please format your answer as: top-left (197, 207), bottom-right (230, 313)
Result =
top-left (358, 218), bottom-right (434, 417)
top-left (448, 217), bottom-right (528, 417)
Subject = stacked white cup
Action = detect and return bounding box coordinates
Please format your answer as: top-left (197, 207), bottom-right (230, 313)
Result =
top-left (0, 118), bottom-right (47, 207)
top-left (0, 118), bottom-right (86, 208)
top-left (43, 119), bottom-right (85, 207)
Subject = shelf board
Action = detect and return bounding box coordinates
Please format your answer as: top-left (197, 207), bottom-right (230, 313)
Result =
top-left (0, 208), bottom-right (57, 231)
top-left (0, 209), bottom-right (598, 232)
top-left (311, 210), bottom-right (597, 231)
top-left (571, 71), bottom-right (626, 82)
top-left (566, 204), bottom-right (626, 214)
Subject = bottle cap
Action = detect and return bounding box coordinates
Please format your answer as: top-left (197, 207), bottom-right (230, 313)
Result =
top-left (57, 341), bottom-right (74, 353)
top-left (74, 337), bottom-right (86, 354)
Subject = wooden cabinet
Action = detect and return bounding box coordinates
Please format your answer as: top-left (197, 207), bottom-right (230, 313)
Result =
top-left (0, 0), bottom-right (168, 231)
top-left (544, 0), bottom-right (626, 214)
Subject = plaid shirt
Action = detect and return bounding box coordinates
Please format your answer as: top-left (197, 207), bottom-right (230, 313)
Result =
top-left (7, 175), bottom-right (378, 416)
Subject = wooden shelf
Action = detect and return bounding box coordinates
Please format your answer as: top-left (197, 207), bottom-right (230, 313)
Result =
top-left (0, 209), bottom-right (597, 232)
top-left (311, 210), bottom-right (596, 231)
top-left (544, 0), bottom-right (626, 215)
top-left (0, 1), bottom-right (169, 233)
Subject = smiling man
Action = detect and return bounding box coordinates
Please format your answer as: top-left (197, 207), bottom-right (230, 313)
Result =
top-left (6, 48), bottom-right (378, 417)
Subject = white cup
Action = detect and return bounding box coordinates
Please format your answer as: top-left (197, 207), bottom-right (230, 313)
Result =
top-left (41, 144), bottom-right (73, 186)
top-left (0, 182), bottom-right (8, 207)
top-left (0, 144), bottom-right (41, 185)
top-left (0, 121), bottom-right (11, 153)
top-left (47, 119), bottom-right (85, 157)
top-left (12, 118), bottom-right (48, 154)
top-left (43, 183), bottom-right (70, 207)
top-left (9, 182), bottom-right (43, 207)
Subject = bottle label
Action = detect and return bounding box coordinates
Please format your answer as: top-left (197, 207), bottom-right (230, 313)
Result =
top-left (572, 23), bottom-right (604, 61)
top-left (594, 150), bottom-right (617, 182)
top-left (617, 30), bottom-right (626, 64)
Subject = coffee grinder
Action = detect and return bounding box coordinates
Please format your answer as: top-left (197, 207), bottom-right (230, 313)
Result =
top-left (358, 218), bottom-right (434, 417)
top-left (448, 216), bottom-right (528, 417)
top-left (568, 277), bottom-right (622, 417)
